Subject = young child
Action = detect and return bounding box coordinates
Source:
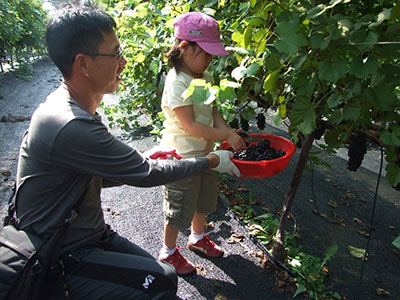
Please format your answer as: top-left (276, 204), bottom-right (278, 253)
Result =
top-left (158, 11), bottom-right (246, 275)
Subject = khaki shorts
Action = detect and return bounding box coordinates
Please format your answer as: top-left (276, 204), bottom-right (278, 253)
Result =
top-left (162, 169), bottom-right (217, 229)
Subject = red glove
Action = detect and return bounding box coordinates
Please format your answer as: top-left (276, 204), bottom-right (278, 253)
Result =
top-left (144, 146), bottom-right (183, 160)
top-left (149, 149), bottom-right (182, 160)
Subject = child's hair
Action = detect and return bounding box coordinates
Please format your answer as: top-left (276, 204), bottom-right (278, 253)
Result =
top-left (165, 39), bottom-right (198, 73)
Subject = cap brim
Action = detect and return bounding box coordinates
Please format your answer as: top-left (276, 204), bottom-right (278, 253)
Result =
top-left (197, 41), bottom-right (229, 56)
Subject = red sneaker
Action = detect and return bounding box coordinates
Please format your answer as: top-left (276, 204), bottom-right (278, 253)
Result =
top-left (188, 234), bottom-right (224, 258)
top-left (159, 248), bottom-right (195, 276)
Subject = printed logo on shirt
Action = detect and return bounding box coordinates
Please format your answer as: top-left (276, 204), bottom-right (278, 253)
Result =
top-left (143, 274), bottom-right (155, 289)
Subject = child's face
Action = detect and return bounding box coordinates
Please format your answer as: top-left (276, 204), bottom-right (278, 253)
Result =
top-left (182, 45), bottom-right (212, 78)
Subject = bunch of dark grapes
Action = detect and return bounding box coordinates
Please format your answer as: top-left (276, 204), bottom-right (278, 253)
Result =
top-left (240, 116), bottom-right (249, 131)
top-left (347, 132), bottom-right (367, 172)
top-left (229, 118), bottom-right (239, 129)
top-left (257, 113), bottom-right (266, 130)
top-left (234, 138), bottom-right (286, 161)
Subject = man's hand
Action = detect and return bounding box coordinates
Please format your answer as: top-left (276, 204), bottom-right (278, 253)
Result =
top-left (208, 150), bottom-right (241, 177)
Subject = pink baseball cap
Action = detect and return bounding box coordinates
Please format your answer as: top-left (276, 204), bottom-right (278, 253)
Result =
top-left (174, 12), bottom-right (229, 56)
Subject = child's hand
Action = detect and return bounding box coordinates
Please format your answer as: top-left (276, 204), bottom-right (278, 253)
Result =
top-left (226, 129), bottom-right (246, 151)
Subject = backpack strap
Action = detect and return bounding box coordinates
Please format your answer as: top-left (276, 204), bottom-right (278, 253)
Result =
top-left (3, 183), bottom-right (16, 226)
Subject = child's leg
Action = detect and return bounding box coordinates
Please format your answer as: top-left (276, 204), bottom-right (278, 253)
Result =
top-left (191, 212), bottom-right (206, 234)
top-left (187, 170), bottom-right (223, 258)
top-left (164, 223), bottom-right (179, 249)
top-left (159, 177), bottom-right (200, 275)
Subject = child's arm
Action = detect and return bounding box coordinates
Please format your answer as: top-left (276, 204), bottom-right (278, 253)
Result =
top-left (174, 105), bottom-right (246, 151)
top-left (212, 106), bottom-right (245, 150)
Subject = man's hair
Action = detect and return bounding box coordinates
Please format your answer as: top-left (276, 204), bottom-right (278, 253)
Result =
top-left (45, 1), bottom-right (116, 79)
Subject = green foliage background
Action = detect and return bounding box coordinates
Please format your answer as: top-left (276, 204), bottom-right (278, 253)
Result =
top-left (0, 0), bottom-right (48, 73)
top-left (100, 0), bottom-right (400, 187)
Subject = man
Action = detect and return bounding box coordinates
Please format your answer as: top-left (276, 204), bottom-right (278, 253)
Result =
top-left (14, 2), bottom-right (239, 299)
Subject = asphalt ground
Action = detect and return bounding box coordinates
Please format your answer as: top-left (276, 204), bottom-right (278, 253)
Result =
top-left (1, 59), bottom-right (399, 300)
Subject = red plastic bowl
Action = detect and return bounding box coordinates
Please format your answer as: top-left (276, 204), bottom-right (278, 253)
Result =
top-left (220, 134), bottom-right (296, 178)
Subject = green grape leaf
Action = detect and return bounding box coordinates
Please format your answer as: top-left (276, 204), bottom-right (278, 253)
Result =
top-left (327, 93), bottom-right (341, 108)
top-left (232, 66), bottom-right (247, 81)
top-left (319, 58), bottom-right (347, 83)
top-left (324, 129), bottom-right (342, 148)
top-left (366, 83), bottom-right (396, 111)
top-left (386, 162), bottom-right (400, 186)
top-left (274, 32), bottom-right (308, 54)
top-left (380, 127), bottom-right (400, 146)
top-left (218, 86), bottom-right (236, 102)
top-left (263, 70), bottom-right (279, 93)
top-left (265, 53), bottom-right (281, 71)
top-left (343, 104), bottom-right (361, 120)
top-left (310, 33), bottom-right (331, 50)
top-left (290, 97), bottom-right (315, 135)
top-left (350, 56), bottom-right (378, 79)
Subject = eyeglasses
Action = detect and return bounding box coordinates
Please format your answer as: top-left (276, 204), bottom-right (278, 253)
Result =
top-left (84, 48), bottom-right (124, 60)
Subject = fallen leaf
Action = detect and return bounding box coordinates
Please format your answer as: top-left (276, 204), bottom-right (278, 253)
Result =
top-left (196, 265), bottom-right (206, 275)
top-left (214, 293), bottom-right (227, 300)
top-left (312, 209), bottom-right (320, 216)
top-left (356, 230), bottom-right (370, 238)
top-left (348, 245), bottom-right (367, 261)
top-left (376, 288), bottom-right (391, 297)
top-left (0, 169), bottom-right (11, 177)
top-left (206, 221), bottom-right (215, 229)
top-left (332, 211), bottom-right (346, 227)
top-left (276, 279), bottom-right (286, 288)
top-left (328, 200), bottom-right (338, 208)
top-left (308, 273), bottom-right (320, 281)
top-left (227, 233), bottom-right (244, 244)
top-left (252, 199), bottom-right (263, 205)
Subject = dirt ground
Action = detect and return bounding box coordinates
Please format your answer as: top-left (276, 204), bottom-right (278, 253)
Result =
top-left (1, 59), bottom-right (399, 300)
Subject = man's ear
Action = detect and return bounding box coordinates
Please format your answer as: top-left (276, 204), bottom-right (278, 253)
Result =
top-left (73, 53), bottom-right (89, 77)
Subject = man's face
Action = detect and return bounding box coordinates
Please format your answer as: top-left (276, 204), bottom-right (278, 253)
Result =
top-left (86, 30), bottom-right (127, 96)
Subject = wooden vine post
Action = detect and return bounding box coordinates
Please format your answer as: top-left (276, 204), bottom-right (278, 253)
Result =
top-left (273, 134), bottom-right (315, 261)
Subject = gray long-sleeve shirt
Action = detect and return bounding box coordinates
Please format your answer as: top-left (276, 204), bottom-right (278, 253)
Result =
top-left (15, 84), bottom-right (209, 252)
